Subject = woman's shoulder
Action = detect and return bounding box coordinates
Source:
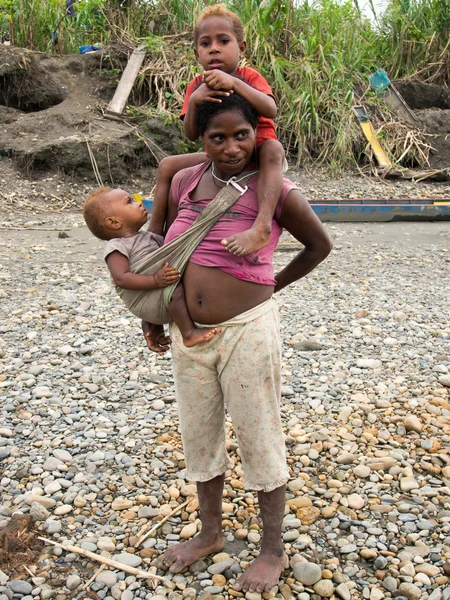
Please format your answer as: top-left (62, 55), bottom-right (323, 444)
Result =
top-left (172, 161), bottom-right (210, 203)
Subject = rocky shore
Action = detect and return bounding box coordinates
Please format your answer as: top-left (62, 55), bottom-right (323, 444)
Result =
top-left (0, 215), bottom-right (449, 600)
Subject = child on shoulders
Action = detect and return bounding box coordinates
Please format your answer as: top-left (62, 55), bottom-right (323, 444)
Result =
top-left (150, 4), bottom-right (285, 258)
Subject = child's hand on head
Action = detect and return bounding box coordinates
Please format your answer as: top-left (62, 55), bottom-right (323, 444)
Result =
top-left (191, 83), bottom-right (232, 106)
top-left (155, 263), bottom-right (181, 288)
top-left (203, 70), bottom-right (235, 91)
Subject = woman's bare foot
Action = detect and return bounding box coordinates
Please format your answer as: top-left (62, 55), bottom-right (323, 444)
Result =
top-left (221, 222), bottom-right (271, 256)
top-left (232, 549), bottom-right (286, 593)
top-left (182, 327), bottom-right (221, 348)
top-left (163, 532), bottom-right (224, 573)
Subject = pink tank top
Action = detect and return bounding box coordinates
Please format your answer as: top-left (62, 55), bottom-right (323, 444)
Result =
top-left (164, 162), bottom-right (297, 286)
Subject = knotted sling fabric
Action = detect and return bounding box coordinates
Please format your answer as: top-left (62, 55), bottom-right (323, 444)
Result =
top-left (117, 172), bottom-right (255, 325)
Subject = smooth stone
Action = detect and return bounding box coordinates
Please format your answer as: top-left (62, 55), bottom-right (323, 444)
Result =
top-left (9, 581), bottom-right (32, 594)
top-left (111, 498), bottom-right (134, 511)
top-left (398, 583), bottom-right (422, 600)
top-left (45, 520), bottom-right (62, 534)
top-left (336, 583), bottom-right (351, 600)
top-left (313, 579), bottom-right (334, 597)
top-left (247, 532), bottom-right (260, 544)
top-left (25, 495), bottom-right (56, 509)
top-left (97, 538), bottom-right (116, 552)
top-left (208, 558), bottom-right (235, 575)
top-left (53, 449), bottom-right (72, 462)
top-left (96, 571), bottom-right (118, 588)
top-left (404, 415), bottom-right (423, 433)
top-left (293, 561), bottom-right (322, 585)
top-left (347, 494), bottom-right (365, 509)
top-left (112, 554), bottom-right (142, 568)
top-left (30, 502), bottom-right (50, 521)
top-left (66, 575), bottom-right (81, 590)
top-left (180, 522), bottom-right (197, 539)
top-left (354, 465), bottom-right (371, 478)
top-left (400, 478), bottom-right (419, 492)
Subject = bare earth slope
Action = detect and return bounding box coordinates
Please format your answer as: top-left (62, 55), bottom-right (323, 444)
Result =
top-left (0, 47), bottom-right (450, 214)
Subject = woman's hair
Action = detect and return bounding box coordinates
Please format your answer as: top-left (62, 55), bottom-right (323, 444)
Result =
top-left (195, 92), bottom-right (258, 137)
top-left (194, 4), bottom-right (244, 44)
top-left (83, 187), bottom-right (113, 240)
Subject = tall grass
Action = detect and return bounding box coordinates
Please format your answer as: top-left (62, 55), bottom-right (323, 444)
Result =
top-left (379, 0), bottom-right (450, 83)
top-left (0, 0), bottom-right (447, 166)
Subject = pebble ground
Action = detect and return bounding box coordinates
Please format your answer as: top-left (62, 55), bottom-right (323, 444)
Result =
top-left (0, 214), bottom-right (449, 600)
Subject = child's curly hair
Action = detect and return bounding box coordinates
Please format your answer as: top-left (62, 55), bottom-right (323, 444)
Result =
top-left (83, 187), bottom-right (112, 241)
top-left (194, 4), bottom-right (245, 45)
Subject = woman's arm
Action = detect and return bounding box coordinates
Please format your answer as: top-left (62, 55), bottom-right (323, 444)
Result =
top-left (275, 189), bottom-right (333, 292)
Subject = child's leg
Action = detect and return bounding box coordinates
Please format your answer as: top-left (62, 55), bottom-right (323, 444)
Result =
top-left (169, 282), bottom-right (220, 348)
top-left (149, 153), bottom-right (207, 235)
top-left (221, 140), bottom-right (285, 256)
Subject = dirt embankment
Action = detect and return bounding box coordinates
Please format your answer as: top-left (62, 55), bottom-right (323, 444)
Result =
top-left (0, 46), bottom-right (187, 210)
top-left (0, 46), bottom-right (450, 213)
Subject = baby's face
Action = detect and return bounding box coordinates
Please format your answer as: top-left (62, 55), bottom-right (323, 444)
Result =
top-left (106, 189), bottom-right (148, 232)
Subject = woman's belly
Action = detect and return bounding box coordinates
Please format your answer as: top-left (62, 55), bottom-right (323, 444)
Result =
top-left (183, 262), bottom-right (273, 324)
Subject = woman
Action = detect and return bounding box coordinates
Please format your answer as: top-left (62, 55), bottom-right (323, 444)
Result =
top-left (143, 93), bottom-right (332, 593)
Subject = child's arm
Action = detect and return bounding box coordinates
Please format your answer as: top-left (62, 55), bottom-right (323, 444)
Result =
top-left (183, 83), bottom-right (232, 141)
top-left (106, 252), bottom-right (180, 290)
top-left (203, 70), bottom-right (277, 118)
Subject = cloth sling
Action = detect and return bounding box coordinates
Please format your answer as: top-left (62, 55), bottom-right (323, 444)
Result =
top-left (117, 171), bottom-right (256, 325)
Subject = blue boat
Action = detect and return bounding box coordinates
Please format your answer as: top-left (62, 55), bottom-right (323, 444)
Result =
top-left (308, 199), bottom-right (450, 222)
top-left (143, 199), bottom-right (450, 222)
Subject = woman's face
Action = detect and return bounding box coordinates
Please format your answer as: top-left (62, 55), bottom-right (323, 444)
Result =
top-left (202, 109), bottom-right (255, 178)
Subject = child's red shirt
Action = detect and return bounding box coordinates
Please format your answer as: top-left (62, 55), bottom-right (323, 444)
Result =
top-left (180, 66), bottom-right (277, 145)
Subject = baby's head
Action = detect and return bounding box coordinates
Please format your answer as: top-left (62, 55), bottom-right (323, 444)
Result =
top-left (83, 187), bottom-right (148, 241)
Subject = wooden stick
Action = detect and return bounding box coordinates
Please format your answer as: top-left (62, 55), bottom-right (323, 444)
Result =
top-left (134, 498), bottom-right (192, 548)
top-left (83, 563), bottom-right (106, 590)
top-left (23, 566), bottom-right (34, 577)
top-left (38, 537), bottom-right (167, 584)
top-left (0, 227), bottom-right (71, 232)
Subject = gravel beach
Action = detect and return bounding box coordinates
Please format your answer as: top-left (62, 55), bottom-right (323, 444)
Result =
top-left (0, 214), bottom-right (449, 600)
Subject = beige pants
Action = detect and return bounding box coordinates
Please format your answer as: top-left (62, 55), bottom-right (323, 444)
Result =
top-left (170, 298), bottom-right (289, 492)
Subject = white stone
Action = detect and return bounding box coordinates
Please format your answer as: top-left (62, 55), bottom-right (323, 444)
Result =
top-left (348, 493), bottom-right (365, 509)
top-left (293, 561), bottom-right (322, 585)
top-left (400, 477), bottom-right (420, 492)
top-left (354, 465), bottom-right (371, 478)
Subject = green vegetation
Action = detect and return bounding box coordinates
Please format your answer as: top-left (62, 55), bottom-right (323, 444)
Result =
top-left (0, 0), bottom-right (446, 166)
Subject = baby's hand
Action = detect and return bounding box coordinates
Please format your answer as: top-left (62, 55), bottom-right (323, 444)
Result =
top-left (203, 70), bottom-right (235, 91)
top-left (154, 263), bottom-right (180, 287)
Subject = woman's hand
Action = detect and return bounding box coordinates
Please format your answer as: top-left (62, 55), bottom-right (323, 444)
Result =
top-left (142, 321), bottom-right (171, 353)
top-left (154, 263), bottom-right (180, 288)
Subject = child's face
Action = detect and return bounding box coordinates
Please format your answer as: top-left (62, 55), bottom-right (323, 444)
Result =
top-left (106, 189), bottom-right (148, 233)
top-left (195, 16), bottom-right (245, 75)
